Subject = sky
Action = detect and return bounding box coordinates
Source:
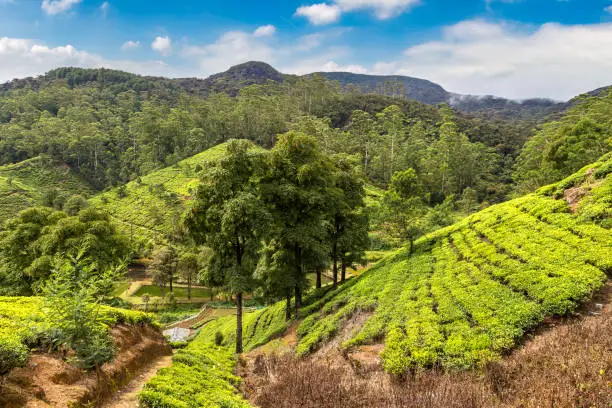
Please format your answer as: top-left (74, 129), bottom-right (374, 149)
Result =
top-left (1, 1), bottom-right (612, 100)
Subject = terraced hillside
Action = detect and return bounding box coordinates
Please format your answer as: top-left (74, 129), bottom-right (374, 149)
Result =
top-left (138, 154), bottom-right (611, 405)
top-left (0, 297), bottom-right (154, 375)
top-left (89, 144), bottom-right (228, 245)
top-left (0, 157), bottom-right (93, 225)
top-left (295, 154), bottom-right (611, 373)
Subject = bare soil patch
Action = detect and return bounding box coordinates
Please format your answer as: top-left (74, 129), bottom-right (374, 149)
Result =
top-left (0, 324), bottom-right (171, 408)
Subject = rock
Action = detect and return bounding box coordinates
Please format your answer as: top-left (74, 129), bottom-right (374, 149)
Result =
top-left (163, 327), bottom-right (191, 342)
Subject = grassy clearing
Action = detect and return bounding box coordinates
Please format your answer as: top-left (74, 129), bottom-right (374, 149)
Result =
top-left (134, 285), bottom-right (212, 300)
top-left (0, 296), bottom-right (154, 375)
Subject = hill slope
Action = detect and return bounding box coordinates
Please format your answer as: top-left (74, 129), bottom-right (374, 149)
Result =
top-left (209, 153), bottom-right (609, 367)
top-left (138, 153), bottom-right (611, 406)
top-left (89, 144), bottom-right (229, 246)
top-left (0, 158), bottom-right (94, 225)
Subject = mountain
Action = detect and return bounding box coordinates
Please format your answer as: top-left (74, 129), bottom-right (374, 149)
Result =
top-left (317, 72), bottom-right (450, 105)
top-left (0, 62), bottom-right (589, 120)
top-left (200, 61), bottom-right (284, 96)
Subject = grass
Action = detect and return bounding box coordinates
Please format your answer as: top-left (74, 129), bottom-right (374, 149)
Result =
top-left (134, 285), bottom-right (212, 300)
top-left (154, 303), bottom-right (205, 325)
top-left (0, 296), bottom-right (154, 375)
top-left (0, 157), bottom-right (94, 225)
top-left (89, 143), bottom-right (229, 246)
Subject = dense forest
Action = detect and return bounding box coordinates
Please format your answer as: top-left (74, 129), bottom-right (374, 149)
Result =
top-left (0, 62), bottom-right (610, 407)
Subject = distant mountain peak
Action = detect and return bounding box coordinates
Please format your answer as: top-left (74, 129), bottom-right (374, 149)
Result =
top-left (201, 61), bottom-right (283, 96)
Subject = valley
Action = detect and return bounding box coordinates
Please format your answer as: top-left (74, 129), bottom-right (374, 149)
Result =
top-left (0, 61), bottom-right (609, 408)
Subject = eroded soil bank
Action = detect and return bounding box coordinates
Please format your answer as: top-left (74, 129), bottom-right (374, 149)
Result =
top-left (0, 324), bottom-right (171, 407)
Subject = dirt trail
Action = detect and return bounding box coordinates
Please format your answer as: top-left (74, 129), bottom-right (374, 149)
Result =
top-left (101, 354), bottom-right (173, 408)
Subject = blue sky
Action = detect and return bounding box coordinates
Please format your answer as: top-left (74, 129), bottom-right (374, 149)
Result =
top-left (1, 0), bottom-right (612, 100)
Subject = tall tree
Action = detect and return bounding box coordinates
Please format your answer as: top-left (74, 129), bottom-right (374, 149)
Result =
top-left (327, 154), bottom-right (369, 286)
top-left (185, 139), bottom-right (269, 353)
top-left (377, 105), bottom-right (405, 183)
top-left (178, 250), bottom-right (199, 301)
top-left (260, 131), bottom-right (335, 319)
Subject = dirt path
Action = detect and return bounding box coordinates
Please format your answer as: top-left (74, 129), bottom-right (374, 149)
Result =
top-left (101, 355), bottom-right (173, 408)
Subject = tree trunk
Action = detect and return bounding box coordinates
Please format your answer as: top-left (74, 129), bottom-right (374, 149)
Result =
top-left (316, 269), bottom-right (322, 289)
top-left (341, 263), bottom-right (347, 282)
top-left (295, 285), bottom-right (302, 320)
top-left (409, 238), bottom-right (414, 255)
top-left (210, 289), bottom-right (214, 302)
top-left (169, 276), bottom-right (173, 292)
top-left (285, 288), bottom-right (292, 321)
top-left (187, 274), bottom-right (191, 301)
top-left (160, 285), bottom-right (165, 299)
top-left (333, 259), bottom-right (338, 287)
top-left (236, 292), bottom-right (243, 354)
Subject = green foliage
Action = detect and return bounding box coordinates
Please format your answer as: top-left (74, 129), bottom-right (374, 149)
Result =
top-left (0, 207), bottom-right (130, 295)
top-left (514, 92), bottom-right (612, 192)
top-left (139, 339), bottom-right (253, 408)
top-left (0, 296), bottom-right (154, 375)
top-left (0, 157), bottom-right (93, 224)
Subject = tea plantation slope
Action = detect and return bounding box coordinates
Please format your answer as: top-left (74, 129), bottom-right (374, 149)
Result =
top-left (0, 157), bottom-right (94, 225)
top-left (0, 296), bottom-right (154, 375)
top-left (89, 143), bottom-right (229, 245)
top-left (198, 154), bottom-right (610, 375)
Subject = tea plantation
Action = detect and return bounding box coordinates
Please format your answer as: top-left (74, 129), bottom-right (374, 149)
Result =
top-left (0, 297), bottom-right (154, 375)
top-left (89, 143), bottom-right (229, 246)
top-left (143, 152), bottom-right (611, 405)
top-left (0, 157), bottom-right (94, 224)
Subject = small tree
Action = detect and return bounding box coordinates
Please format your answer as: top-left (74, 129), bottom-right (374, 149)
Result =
top-left (148, 246), bottom-right (178, 298)
top-left (43, 252), bottom-right (124, 392)
top-left (142, 294), bottom-right (150, 312)
top-left (382, 169), bottom-right (428, 254)
top-left (178, 251), bottom-right (198, 301)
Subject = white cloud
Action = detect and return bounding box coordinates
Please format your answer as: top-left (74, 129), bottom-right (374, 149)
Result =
top-left (152, 36), bottom-right (172, 56)
top-left (372, 20), bottom-right (612, 100)
top-left (182, 31), bottom-right (275, 74)
top-left (100, 1), bottom-right (109, 17)
top-left (41, 0), bottom-right (81, 15)
top-left (0, 37), bottom-right (188, 83)
top-left (253, 25), bottom-right (276, 38)
top-left (321, 60), bottom-right (368, 73)
top-left (120, 40), bottom-right (140, 51)
top-left (334, 0), bottom-right (420, 19)
top-left (295, 0), bottom-right (418, 24)
top-left (295, 3), bottom-right (342, 25)
top-left (605, 5), bottom-right (612, 14)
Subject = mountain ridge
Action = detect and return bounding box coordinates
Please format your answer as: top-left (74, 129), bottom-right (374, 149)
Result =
top-left (3, 61), bottom-right (607, 120)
